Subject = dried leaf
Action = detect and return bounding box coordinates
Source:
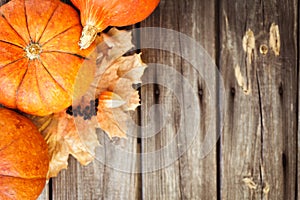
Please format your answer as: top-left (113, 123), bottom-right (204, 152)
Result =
top-left (97, 106), bottom-right (129, 138)
top-left (95, 28), bottom-right (134, 73)
top-left (95, 53), bottom-right (146, 138)
top-left (30, 112), bottom-right (99, 178)
top-left (76, 33), bottom-right (146, 138)
top-left (72, 28), bottom-right (135, 105)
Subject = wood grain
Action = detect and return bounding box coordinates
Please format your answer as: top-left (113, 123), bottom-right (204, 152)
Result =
top-left (140, 0), bottom-right (218, 199)
top-left (51, 132), bottom-right (140, 200)
top-left (220, 0), bottom-right (298, 199)
top-left (298, 0), bottom-right (300, 198)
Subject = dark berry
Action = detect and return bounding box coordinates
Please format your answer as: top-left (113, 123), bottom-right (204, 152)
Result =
top-left (66, 106), bottom-right (73, 116)
top-left (95, 99), bottom-right (99, 107)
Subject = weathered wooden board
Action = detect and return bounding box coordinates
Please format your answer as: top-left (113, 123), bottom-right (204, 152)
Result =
top-left (298, 2), bottom-right (300, 199)
top-left (140, 0), bottom-right (218, 199)
top-left (51, 133), bottom-right (140, 200)
top-left (220, 0), bottom-right (298, 199)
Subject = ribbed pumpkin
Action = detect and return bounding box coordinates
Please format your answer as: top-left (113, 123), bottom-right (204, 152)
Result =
top-left (0, 0), bottom-right (95, 116)
top-left (70, 0), bottom-right (160, 49)
top-left (0, 108), bottom-right (49, 200)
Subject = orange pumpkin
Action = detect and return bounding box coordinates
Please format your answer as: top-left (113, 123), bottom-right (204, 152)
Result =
top-left (0, 108), bottom-right (49, 200)
top-left (0, 0), bottom-right (95, 116)
top-left (70, 0), bottom-right (160, 49)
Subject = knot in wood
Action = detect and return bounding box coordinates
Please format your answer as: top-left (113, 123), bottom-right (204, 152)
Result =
top-left (259, 44), bottom-right (268, 55)
top-left (230, 87), bottom-right (236, 96)
top-left (278, 84), bottom-right (283, 96)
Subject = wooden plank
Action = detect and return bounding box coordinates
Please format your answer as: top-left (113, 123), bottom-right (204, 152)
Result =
top-left (295, 2), bottom-right (300, 199)
top-left (220, 0), bottom-right (298, 199)
top-left (140, 0), bottom-right (218, 199)
top-left (52, 129), bottom-right (140, 199)
top-left (176, 1), bottom-right (218, 199)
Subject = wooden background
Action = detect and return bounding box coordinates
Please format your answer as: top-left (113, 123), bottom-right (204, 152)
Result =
top-left (0, 0), bottom-right (298, 199)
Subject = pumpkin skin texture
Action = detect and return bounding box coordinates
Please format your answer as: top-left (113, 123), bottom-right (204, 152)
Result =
top-left (0, 0), bottom-right (95, 116)
top-left (0, 108), bottom-right (49, 200)
top-left (70, 0), bottom-right (160, 49)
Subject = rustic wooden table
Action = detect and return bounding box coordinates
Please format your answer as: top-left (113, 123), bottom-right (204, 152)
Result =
top-left (0, 0), bottom-right (298, 199)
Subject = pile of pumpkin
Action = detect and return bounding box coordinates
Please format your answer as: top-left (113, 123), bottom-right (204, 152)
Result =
top-left (0, 0), bottom-right (159, 199)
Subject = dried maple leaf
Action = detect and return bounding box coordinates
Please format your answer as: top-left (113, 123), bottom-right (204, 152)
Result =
top-left (95, 54), bottom-right (146, 138)
top-left (74, 28), bottom-right (146, 138)
top-left (37, 112), bottom-right (99, 178)
top-left (27, 28), bottom-right (146, 178)
top-left (95, 28), bottom-right (134, 71)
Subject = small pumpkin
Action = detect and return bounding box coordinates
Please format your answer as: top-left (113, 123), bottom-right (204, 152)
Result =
top-left (0, 108), bottom-right (49, 200)
top-left (0, 0), bottom-right (95, 116)
top-left (70, 0), bottom-right (160, 49)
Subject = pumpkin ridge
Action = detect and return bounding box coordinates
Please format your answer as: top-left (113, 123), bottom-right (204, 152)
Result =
top-left (0, 59), bottom-right (28, 108)
top-left (35, 60), bottom-right (71, 115)
top-left (0, 40), bottom-right (24, 49)
top-left (39, 24), bottom-right (80, 47)
top-left (35, 2), bottom-right (60, 43)
top-left (39, 60), bottom-right (69, 93)
top-left (0, 173), bottom-right (47, 180)
top-left (14, 60), bottom-right (29, 106)
top-left (0, 176), bottom-right (46, 199)
top-left (33, 60), bottom-right (51, 114)
top-left (0, 57), bottom-right (26, 70)
top-left (0, 139), bottom-right (47, 179)
top-left (0, 139), bottom-right (15, 153)
top-left (0, 13), bottom-right (27, 47)
top-left (0, 175), bottom-right (46, 182)
top-left (0, 39), bottom-right (24, 50)
top-left (22, 0), bottom-right (33, 43)
top-left (42, 50), bottom-right (88, 60)
top-left (0, 0), bottom-right (31, 44)
top-left (0, 142), bottom-right (45, 179)
top-left (15, 61), bottom-right (45, 114)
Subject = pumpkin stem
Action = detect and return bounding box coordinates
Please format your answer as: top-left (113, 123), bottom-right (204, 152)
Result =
top-left (79, 24), bottom-right (98, 49)
top-left (25, 43), bottom-right (42, 60)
